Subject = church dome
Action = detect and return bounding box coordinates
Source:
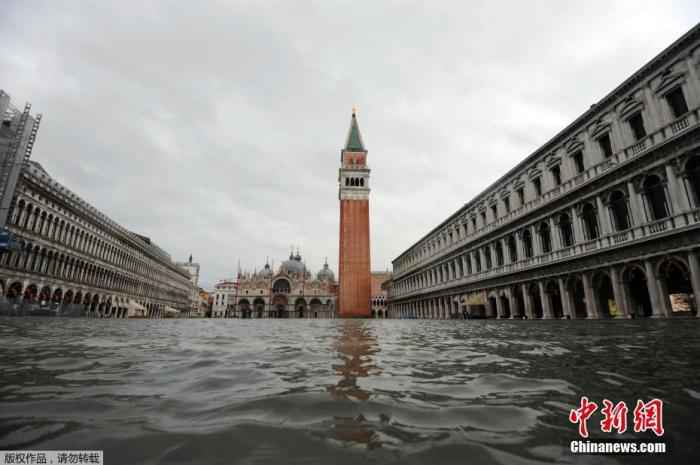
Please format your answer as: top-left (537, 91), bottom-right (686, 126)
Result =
top-left (280, 252), bottom-right (305, 275)
top-left (317, 261), bottom-right (335, 282)
top-left (261, 262), bottom-right (273, 277)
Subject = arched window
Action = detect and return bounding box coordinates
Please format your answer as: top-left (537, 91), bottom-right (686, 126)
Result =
top-left (360, 178), bottom-right (364, 187)
top-left (522, 229), bottom-right (533, 258)
top-left (484, 247), bottom-right (492, 269)
top-left (608, 190), bottom-right (630, 230)
top-left (684, 156), bottom-right (700, 207)
top-left (474, 252), bottom-right (481, 272)
top-left (495, 241), bottom-right (504, 266)
top-left (507, 235), bottom-right (518, 262)
top-left (272, 278), bottom-right (291, 294)
top-left (538, 222), bottom-right (552, 253)
top-left (642, 175), bottom-right (669, 221)
top-left (345, 178), bottom-right (349, 186)
top-left (558, 213), bottom-right (574, 247)
top-left (581, 203), bottom-right (599, 240)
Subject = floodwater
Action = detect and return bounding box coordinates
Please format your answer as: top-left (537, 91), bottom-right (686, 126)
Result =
top-left (1, 318), bottom-right (699, 465)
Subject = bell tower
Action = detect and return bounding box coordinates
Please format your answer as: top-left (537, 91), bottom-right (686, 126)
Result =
top-left (338, 107), bottom-right (371, 318)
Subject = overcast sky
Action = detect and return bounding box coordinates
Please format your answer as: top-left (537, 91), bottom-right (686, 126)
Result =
top-left (1, 2), bottom-right (698, 288)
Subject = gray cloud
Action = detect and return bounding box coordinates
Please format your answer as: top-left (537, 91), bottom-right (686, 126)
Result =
top-left (1, 0), bottom-right (698, 287)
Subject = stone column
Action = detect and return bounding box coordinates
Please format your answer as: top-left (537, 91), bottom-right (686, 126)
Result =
top-left (644, 260), bottom-right (665, 318)
top-left (627, 181), bottom-right (645, 226)
top-left (610, 266), bottom-right (629, 318)
top-left (596, 196), bottom-right (611, 235)
top-left (538, 281), bottom-right (554, 319)
top-left (495, 291), bottom-right (504, 318)
top-left (687, 251), bottom-right (700, 318)
top-left (582, 273), bottom-right (599, 319)
top-left (665, 163), bottom-right (688, 214)
top-left (558, 278), bottom-right (574, 319)
top-left (549, 218), bottom-right (560, 251)
top-left (521, 283), bottom-right (533, 319)
top-left (572, 207), bottom-right (584, 243)
top-left (656, 274), bottom-right (674, 318)
top-left (505, 288), bottom-right (516, 318)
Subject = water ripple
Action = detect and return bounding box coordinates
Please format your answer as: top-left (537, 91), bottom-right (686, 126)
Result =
top-left (0, 317), bottom-right (699, 464)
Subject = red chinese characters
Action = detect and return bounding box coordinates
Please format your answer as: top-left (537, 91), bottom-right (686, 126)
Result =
top-left (600, 399), bottom-right (628, 433)
top-left (633, 399), bottom-right (665, 437)
top-left (570, 397), bottom-right (664, 438)
top-left (569, 396), bottom-right (598, 438)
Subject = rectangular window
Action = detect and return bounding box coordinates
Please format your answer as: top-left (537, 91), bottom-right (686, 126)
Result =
top-left (471, 217), bottom-right (477, 231)
top-left (480, 211), bottom-right (486, 225)
top-left (491, 205), bottom-right (497, 220)
top-left (550, 165), bottom-right (561, 186)
top-left (517, 187), bottom-right (525, 206)
top-left (572, 151), bottom-right (585, 174)
top-left (533, 177), bottom-right (542, 197)
top-left (628, 112), bottom-right (646, 141)
top-left (504, 196), bottom-right (510, 212)
top-left (598, 133), bottom-right (613, 158)
top-left (666, 87), bottom-right (688, 118)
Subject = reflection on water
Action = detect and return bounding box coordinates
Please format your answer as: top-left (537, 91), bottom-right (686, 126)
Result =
top-left (328, 321), bottom-right (381, 447)
top-left (0, 317), bottom-right (699, 464)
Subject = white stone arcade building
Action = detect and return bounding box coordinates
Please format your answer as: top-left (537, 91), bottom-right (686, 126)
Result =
top-left (388, 24), bottom-right (700, 321)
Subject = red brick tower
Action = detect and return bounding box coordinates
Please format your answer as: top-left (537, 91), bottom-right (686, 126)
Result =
top-left (338, 108), bottom-right (371, 318)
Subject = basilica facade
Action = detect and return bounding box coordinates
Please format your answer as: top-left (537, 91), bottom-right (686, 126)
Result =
top-left (211, 252), bottom-right (337, 318)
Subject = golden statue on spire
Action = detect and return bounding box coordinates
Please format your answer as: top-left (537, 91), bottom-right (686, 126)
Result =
top-left (352, 104), bottom-right (358, 115)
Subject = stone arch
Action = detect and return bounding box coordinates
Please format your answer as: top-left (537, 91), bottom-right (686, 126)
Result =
top-left (12, 198), bottom-right (25, 225)
top-left (684, 155), bottom-right (700, 206)
top-left (592, 271), bottom-right (614, 318)
top-left (511, 285), bottom-right (525, 318)
top-left (238, 299), bottom-right (252, 318)
top-left (566, 275), bottom-right (587, 318)
top-left (657, 256), bottom-right (695, 315)
top-left (607, 190), bottom-right (630, 231)
top-left (6, 281), bottom-right (22, 300)
top-left (494, 241), bottom-right (504, 266)
top-left (539, 221), bottom-right (552, 253)
top-left (310, 298), bottom-right (322, 318)
top-left (545, 280), bottom-right (564, 318)
top-left (507, 235), bottom-right (518, 262)
top-left (22, 203), bottom-right (34, 229)
top-left (294, 297), bottom-right (307, 318)
top-left (641, 174), bottom-right (669, 220)
top-left (253, 297), bottom-right (265, 318)
top-left (272, 278), bottom-right (291, 294)
top-left (527, 282), bottom-right (543, 318)
top-left (271, 294), bottom-right (287, 318)
top-left (522, 229), bottom-right (533, 258)
top-left (580, 202), bottom-right (599, 240)
top-left (24, 283), bottom-right (38, 302)
top-left (91, 294), bottom-right (100, 314)
top-left (622, 264), bottom-right (652, 318)
top-left (486, 292), bottom-right (498, 318)
top-left (497, 289), bottom-right (511, 318)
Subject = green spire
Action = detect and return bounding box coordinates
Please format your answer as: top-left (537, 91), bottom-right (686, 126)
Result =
top-left (344, 108), bottom-right (365, 151)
